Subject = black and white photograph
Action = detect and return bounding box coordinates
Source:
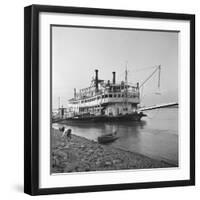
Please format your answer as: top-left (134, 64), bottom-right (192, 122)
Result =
top-left (23, 4), bottom-right (195, 195)
top-left (51, 25), bottom-right (179, 174)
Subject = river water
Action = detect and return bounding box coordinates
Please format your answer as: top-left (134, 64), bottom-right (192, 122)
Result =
top-left (53, 107), bottom-right (178, 165)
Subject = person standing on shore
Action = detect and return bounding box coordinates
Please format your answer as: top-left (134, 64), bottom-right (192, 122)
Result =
top-left (62, 128), bottom-right (72, 144)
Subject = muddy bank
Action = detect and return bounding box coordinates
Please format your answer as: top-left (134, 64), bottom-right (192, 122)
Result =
top-left (51, 129), bottom-right (176, 173)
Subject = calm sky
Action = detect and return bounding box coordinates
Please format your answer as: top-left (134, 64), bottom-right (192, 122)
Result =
top-left (52, 26), bottom-right (178, 109)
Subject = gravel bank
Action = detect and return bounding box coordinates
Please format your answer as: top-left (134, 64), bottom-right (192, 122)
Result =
top-left (51, 129), bottom-right (176, 173)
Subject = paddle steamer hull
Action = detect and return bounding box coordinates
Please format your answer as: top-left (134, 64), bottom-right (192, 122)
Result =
top-left (56, 112), bottom-right (146, 124)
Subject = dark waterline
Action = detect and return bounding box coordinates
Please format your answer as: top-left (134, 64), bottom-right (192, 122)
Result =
top-left (53, 107), bottom-right (178, 165)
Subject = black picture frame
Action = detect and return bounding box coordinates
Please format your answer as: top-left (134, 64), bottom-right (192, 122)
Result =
top-left (24, 4), bottom-right (195, 196)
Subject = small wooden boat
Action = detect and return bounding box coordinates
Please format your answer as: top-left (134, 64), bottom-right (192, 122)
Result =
top-left (97, 131), bottom-right (118, 144)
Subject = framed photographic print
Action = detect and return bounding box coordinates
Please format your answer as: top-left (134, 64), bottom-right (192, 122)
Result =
top-left (24, 4), bottom-right (195, 195)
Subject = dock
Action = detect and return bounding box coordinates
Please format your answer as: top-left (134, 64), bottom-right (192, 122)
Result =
top-left (139, 102), bottom-right (178, 111)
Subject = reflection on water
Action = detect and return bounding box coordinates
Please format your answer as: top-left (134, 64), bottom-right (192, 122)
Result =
top-left (53, 108), bottom-right (178, 165)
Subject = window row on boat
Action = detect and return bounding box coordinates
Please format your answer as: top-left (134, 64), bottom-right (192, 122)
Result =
top-left (105, 85), bottom-right (138, 92)
top-left (71, 93), bottom-right (139, 104)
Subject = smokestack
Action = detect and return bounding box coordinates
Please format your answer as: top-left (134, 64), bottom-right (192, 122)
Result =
top-left (112, 72), bottom-right (116, 84)
top-left (95, 69), bottom-right (99, 92)
top-left (74, 88), bottom-right (76, 98)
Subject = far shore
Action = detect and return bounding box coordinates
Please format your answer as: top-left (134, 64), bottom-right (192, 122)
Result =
top-left (51, 129), bottom-right (177, 173)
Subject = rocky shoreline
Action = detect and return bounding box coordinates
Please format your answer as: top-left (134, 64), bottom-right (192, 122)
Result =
top-left (51, 129), bottom-right (176, 173)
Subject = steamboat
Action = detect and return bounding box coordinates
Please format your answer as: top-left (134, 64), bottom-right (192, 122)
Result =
top-left (57, 68), bottom-right (149, 123)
